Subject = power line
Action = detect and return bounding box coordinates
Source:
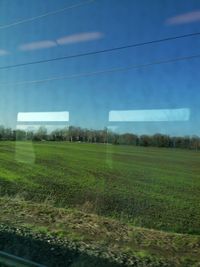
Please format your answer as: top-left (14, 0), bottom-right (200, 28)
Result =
top-left (0, 31), bottom-right (200, 71)
top-left (1, 53), bottom-right (200, 87)
top-left (0, 0), bottom-right (94, 30)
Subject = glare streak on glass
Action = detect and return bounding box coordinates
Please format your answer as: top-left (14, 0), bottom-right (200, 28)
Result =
top-left (16, 124), bottom-right (68, 132)
top-left (17, 111), bottom-right (69, 122)
top-left (109, 108), bottom-right (190, 122)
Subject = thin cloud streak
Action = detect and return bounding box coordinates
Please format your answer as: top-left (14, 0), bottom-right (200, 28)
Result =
top-left (18, 32), bottom-right (104, 52)
top-left (57, 32), bottom-right (104, 45)
top-left (0, 49), bottom-right (9, 56)
top-left (166, 10), bottom-right (200, 25)
top-left (19, 40), bottom-right (57, 51)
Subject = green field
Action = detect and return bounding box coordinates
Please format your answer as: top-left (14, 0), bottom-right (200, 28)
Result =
top-left (0, 141), bottom-right (200, 235)
top-left (1, 141), bottom-right (200, 266)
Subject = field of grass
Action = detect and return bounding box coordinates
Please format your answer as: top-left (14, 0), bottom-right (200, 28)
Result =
top-left (0, 141), bottom-right (200, 236)
top-left (0, 141), bottom-right (200, 266)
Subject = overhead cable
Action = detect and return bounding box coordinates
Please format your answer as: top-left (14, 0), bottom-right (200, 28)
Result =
top-left (0, 0), bottom-right (95, 30)
top-left (1, 53), bottom-right (199, 87)
top-left (0, 31), bottom-right (200, 71)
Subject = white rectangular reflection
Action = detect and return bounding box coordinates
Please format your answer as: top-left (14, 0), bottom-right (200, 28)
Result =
top-left (17, 111), bottom-right (69, 122)
top-left (16, 124), bottom-right (68, 132)
top-left (109, 108), bottom-right (190, 122)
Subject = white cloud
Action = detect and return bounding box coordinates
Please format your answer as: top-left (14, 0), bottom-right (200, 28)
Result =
top-left (166, 11), bottom-right (200, 25)
top-left (57, 32), bottom-right (104, 45)
top-left (18, 32), bottom-right (104, 52)
top-left (0, 49), bottom-right (9, 56)
top-left (19, 40), bottom-right (57, 51)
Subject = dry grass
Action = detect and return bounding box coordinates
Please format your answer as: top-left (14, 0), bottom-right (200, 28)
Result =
top-left (0, 196), bottom-right (200, 266)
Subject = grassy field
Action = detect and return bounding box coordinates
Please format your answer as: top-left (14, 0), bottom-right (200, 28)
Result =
top-left (0, 141), bottom-right (200, 235)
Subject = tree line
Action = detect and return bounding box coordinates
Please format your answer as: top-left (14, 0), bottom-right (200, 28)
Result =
top-left (0, 125), bottom-right (199, 150)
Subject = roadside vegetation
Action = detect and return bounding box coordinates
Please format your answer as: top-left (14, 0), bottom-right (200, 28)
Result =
top-left (0, 196), bottom-right (200, 266)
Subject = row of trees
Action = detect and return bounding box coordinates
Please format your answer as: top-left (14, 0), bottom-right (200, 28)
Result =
top-left (0, 125), bottom-right (200, 150)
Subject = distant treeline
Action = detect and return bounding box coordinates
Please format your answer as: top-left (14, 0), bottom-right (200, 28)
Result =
top-left (0, 125), bottom-right (200, 150)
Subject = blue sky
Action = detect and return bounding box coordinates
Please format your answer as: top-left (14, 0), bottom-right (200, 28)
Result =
top-left (0, 0), bottom-right (200, 135)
